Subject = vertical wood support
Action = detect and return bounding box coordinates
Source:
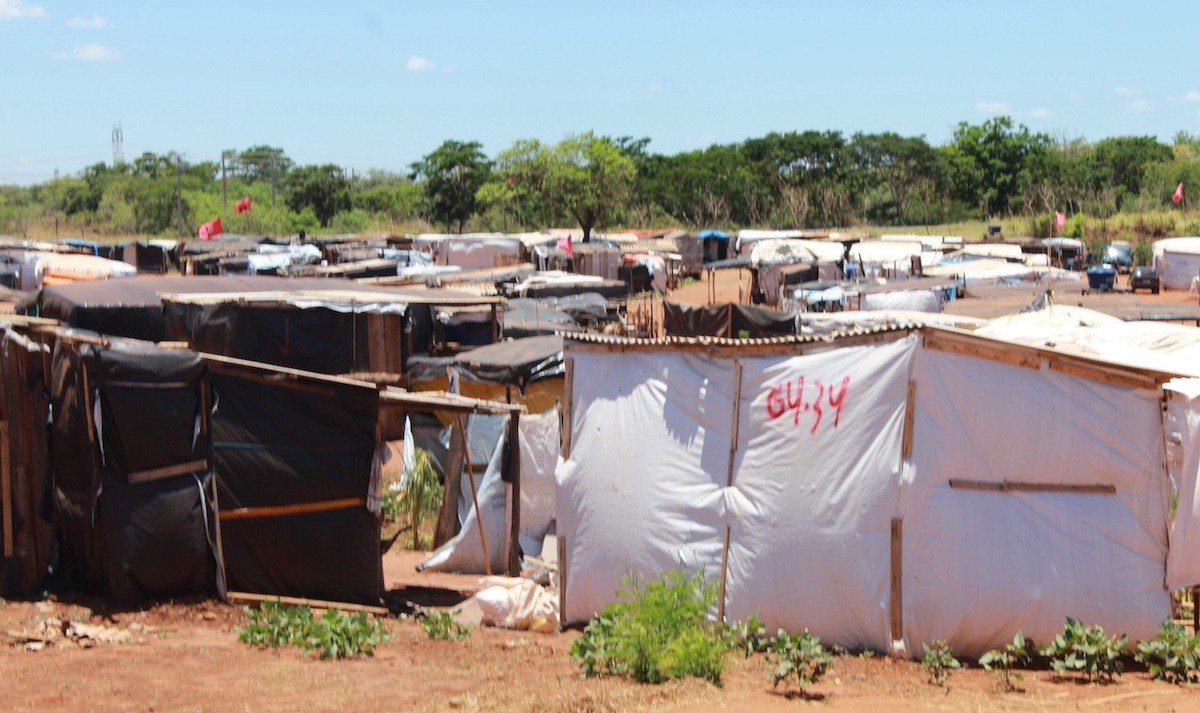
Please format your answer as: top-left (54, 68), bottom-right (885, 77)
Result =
top-left (1, 421), bottom-right (12, 559)
top-left (506, 411), bottom-right (521, 576)
top-left (717, 361), bottom-right (743, 624)
top-left (433, 416), bottom-right (467, 548)
top-left (561, 357), bottom-right (574, 460)
top-left (557, 535), bottom-right (568, 630)
top-left (901, 381), bottom-right (917, 460)
top-left (890, 517), bottom-right (903, 644)
top-left (455, 412), bottom-right (491, 576)
top-left (199, 377), bottom-right (228, 599)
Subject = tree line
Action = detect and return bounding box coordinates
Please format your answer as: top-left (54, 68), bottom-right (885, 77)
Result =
top-left (3, 118), bottom-right (1200, 239)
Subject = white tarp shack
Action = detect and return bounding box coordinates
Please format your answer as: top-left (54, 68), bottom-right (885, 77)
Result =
top-left (880, 234), bottom-right (963, 251)
top-left (957, 242), bottom-right (1025, 260)
top-left (1153, 237), bottom-right (1200, 291)
top-left (847, 240), bottom-right (926, 280)
top-left (735, 229), bottom-right (810, 257)
top-left (925, 257), bottom-right (1081, 285)
top-left (751, 239), bottom-right (845, 305)
top-left (799, 310), bottom-right (985, 336)
top-left (556, 326), bottom-right (1194, 657)
top-left (18, 252), bottom-right (137, 289)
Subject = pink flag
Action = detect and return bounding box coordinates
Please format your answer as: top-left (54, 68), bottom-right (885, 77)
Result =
top-left (1173, 182), bottom-right (1185, 205)
top-left (556, 233), bottom-right (574, 256)
top-left (198, 216), bottom-right (223, 240)
top-left (1055, 211), bottom-right (1066, 234)
top-left (234, 196), bottom-right (252, 214)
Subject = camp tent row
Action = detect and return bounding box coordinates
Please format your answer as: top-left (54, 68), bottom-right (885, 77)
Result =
top-left (555, 324), bottom-right (1200, 656)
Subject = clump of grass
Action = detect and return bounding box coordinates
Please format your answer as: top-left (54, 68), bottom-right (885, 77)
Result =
top-left (237, 601), bottom-right (389, 659)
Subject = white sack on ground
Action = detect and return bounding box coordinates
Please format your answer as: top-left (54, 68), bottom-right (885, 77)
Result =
top-left (470, 575), bottom-right (559, 631)
top-left (901, 346), bottom-right (1170, 656)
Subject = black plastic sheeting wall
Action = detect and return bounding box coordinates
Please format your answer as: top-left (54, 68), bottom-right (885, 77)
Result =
top-left (48, 340), bottom-right (216, 602)
top-left (662, 301), bottom-right (799, 339)
top-left (211, 369), bottom-right (382, 604)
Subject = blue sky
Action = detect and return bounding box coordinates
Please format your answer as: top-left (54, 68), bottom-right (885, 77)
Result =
top-left (2, 0), bottom-right (1199, 184)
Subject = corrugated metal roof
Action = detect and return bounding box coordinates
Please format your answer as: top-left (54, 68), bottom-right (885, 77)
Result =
top-left (564, 322), bottom-right (915, 348)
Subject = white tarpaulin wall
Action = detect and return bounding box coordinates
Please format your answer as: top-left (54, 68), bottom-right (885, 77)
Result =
top-left (1167, 379), bottom-right (1200, 589)
top-left (902, 347), bottom-right (1170, 656)
top-left (558, 331), bottom-right (1177, 656)
top-left (558, 337), bottom-right (915, 649)
top-left (518, 408), bottom-right (560, 558)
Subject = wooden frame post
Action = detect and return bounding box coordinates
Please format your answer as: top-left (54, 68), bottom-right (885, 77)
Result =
top-left (506, 411), bottom-right (521, 576)
top-left (433, 417), bottom-right (467, 548)
top-left (717, 361), bottom-right (743, 624)
top-left (1, 421), bottom-right (12, 561)
top-left (890, 517), bottom-right (903, 645)
top-left (455, 413), bottom-right (492, 576)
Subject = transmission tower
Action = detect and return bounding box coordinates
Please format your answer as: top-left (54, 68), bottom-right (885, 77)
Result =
top-left (112, 122), bottom-right (124, 166)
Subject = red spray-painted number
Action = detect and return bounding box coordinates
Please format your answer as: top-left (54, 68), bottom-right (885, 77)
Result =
top-left (766, 375), bottom-right (851, 433)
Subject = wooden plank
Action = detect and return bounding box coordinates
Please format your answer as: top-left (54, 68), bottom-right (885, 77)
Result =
top-left (456, 413), bottom-right (492, 577)
top-left (562, 356), bottom-right (574, 460)
top-left (557, 535), bottom-right (568, 631)
top-left (506, 411), bottom-right (521, 576)
top-left (227, 591), bottom-right (387, 616)
top-left (947, 479), bottom-right (1116, 495)
top-left (890, 517), bottom-right (902, 643)
top-left (127, 459), bottom-right (209, 484)
top-left (901, 381), bottom-right (916, 460)
top-left (717, 361), bottom-right (742, 625)
top-left (384, 315), bottom-right (404, 374)
top-left (219, 497), bottom-right (366, 521)
top-left (923, 331), bottom-right (1042, 370)
top-left (433, 417), bottom-right (467, 548)
top-left (1047, 358), bottom-right (1158, 391)
top-left (367, 314), bottom-right (387, 373)
top-left (1, 422), bottom-right (11, 559)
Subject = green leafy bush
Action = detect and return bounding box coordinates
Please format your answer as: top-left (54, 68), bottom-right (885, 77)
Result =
top-left (1040, 617), bottom-right (1127, 683)
top-left (569, 570), bottom-right (727, 685)
top-left (767, 630), bottom-right (834, 694)
top-left (421, 611), bottom-right (471, 641)
top-left (237, 601), bottom-right (389, 659)
top-left (979, 631), bottom-right (1032, 692)
top-left (1134, 620), bottom-right (1200, 684)
top-left (921, 639), bottom-right (961, 686)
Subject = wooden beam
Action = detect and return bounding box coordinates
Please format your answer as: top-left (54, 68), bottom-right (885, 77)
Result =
top-left (506, 411), bottom-right (521, 576)
top-left (890, 517), bottom-right (903, 643)
top-left (562, 357), bottom-right (574, 460)
top-left (948, 479), bottom-right (1116, 495)
top-left (1047, 359), bottom-right (1158, 391)
top-left (433, 418), bottom-right (466, 548)
top-left (127, 459), bottom-right (209, 484)
top-left (923, 331), bottom-right (1041, 371)
top-left (1, 421), bottom-right (11, 559)
top-left (227, 591), bottom-right (387, 616)
top-left (901, 381), bottom-right (916, 460)
top-left (557, 535), bottom-right (568, 631)
top-left (219, 496), bottom-right (365, 522)
top-left (717, 361), bottom-right (743, 624)
top-left (456, 413), bottom-right (492, 576)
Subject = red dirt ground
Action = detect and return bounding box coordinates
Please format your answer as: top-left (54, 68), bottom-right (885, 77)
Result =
top-left (5, 272), bottom-right (1200, 711)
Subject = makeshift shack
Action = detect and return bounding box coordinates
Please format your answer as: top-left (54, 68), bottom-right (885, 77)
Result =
top-left (1154, 237), bottom-right (1200, 291)
top-left (556, 327), bottom-right (1195, 657)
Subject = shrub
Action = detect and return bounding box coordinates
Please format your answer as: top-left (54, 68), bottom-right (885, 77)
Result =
top-left (767, 629), bottom-right (834, 694)
top-left (569, 570), bottom-right (727, 685)
top-left (421, 611), bottom-right (470, 641)
top-left (921, 639), bottom-right (961, 686)
top-left (1133, 241), bottom-right (1154, 267)
top-left (723, 611), bottom-right (771, 657)
top-left (1040, 617), bottom-right (1127, 683)
top-left (238, 601), bottom-right (389, 659)
top-left (400, 447), bottom-right (442, 549)
top-left (1064, 213), bottom-right (1086, 239)
top-left (1134, 620), bottom-right (1200, 684)
top-left (979, 631), bottom-right (1032, 692)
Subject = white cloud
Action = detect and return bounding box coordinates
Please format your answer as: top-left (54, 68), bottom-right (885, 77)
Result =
top-left (51, 43), bottom-right (119, 61)
top-left (1027, 108), bottom-right (1054, 119)
top-left (975, 101), bottom-right (1011, 114)
top-left (67, 14), bottom-right (110, 29)
top-left (1126, 98), bottom-right (1154, 112)
top-left (405, 55), bottom-right (436, 72)
top-left (1168, 90), bottom-right (1200, 103)
top-left (1113, 86), bottom-right (1137, 96)
top-left (0, 0), bottom-right (45, 19)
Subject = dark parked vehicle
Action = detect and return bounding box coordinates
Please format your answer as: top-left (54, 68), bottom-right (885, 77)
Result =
top-left (1105, 243), bottom-right (1133, 273)
top-left (1130, 265), bottom-right (1160, 294)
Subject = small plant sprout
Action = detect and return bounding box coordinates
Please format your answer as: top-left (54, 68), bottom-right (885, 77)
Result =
top-left (767, 630), bottom-right (835, 696)
top-left (979, 631), bottom-right (1032, 692)
top-left (421, 611), bottom-right (470, 641)
top-left (921, 639), bottom-right (961, 687)
top-left (1040, 617), bottom-right (1127, 683)
top-left (1134, 619), bottom-right (1200, 684)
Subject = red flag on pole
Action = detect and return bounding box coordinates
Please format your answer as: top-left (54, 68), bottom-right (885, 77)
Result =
top-left (198, 216), bottom-right (224, 240)
top-left (1173, 182), bottom-right (1185, 205)
top-left (1055, 211), bottom-right (1066, 234)
top-left (234, 196), bottom-right (252, 214)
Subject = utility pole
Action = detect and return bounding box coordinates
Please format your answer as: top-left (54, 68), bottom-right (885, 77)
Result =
top-left (270, 155), bottom-right (277, 207)
top-left (176, 156), bottom-right (183, 237)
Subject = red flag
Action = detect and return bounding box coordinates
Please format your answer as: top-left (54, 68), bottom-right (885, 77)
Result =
top-left (198, 216), bottom-right (223, 240)
top-left (1055, 211), bottom-right (1066, 234)
top-left (1173, 182), bottom-right (1185, 205)
top-left (234, 196), bottom-right (252, 214)
top-left (556, 233), bottom-right (574, 257)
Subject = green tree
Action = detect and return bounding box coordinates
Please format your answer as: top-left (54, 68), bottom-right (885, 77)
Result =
top-left (944, 116), bottom-right (1052, 217)
top-left (410, 140), bottom-right (490, 233)
top-left (286, 164), bottom-right (351, 227)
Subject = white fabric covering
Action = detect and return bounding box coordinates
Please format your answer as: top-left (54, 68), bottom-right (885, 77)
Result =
top-left (860, 289), bottom-right (942, 313)
top-left (518, 408), bottom-right (560, 557)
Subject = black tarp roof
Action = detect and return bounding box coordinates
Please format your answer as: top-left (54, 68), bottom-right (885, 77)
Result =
top-left (453, 335), bottom-right (564, 389)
